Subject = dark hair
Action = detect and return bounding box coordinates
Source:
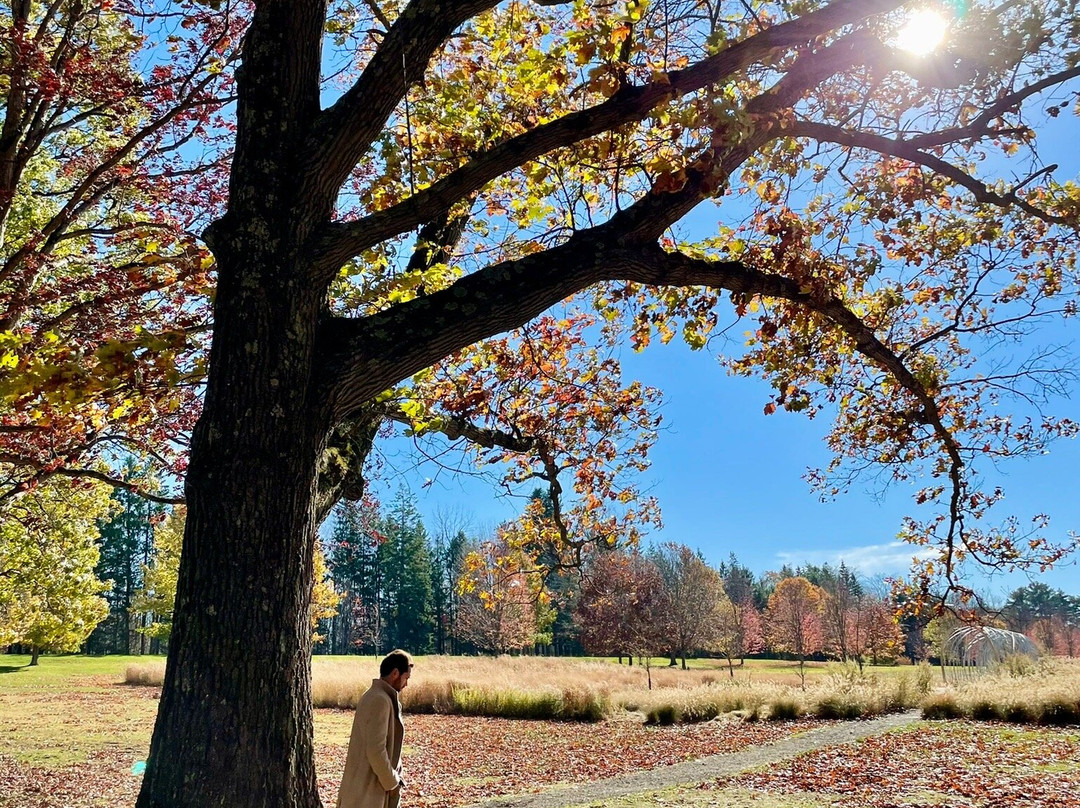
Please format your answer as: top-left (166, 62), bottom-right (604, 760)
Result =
top-left (380, 649), bottom-right (413, 678)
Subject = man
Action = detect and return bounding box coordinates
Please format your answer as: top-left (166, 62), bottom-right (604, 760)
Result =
top-left (337, 650), bottom-right (412, 808)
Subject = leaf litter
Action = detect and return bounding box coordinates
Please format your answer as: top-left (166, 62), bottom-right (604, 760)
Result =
top-left (719, 722), bottom-right (1080, 808)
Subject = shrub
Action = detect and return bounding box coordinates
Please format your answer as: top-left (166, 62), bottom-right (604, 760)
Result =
top-left (921, 692), bottom-right (961, 720)
top-left (1002, 702), bottom-right (1036, 724)
top-left (970, 700), bottom-right (1001, 721)
top-left (999, 653), bottom-right (1039, 678)
top-left (452, 686), bottom-right (563, 720)
top-left (645, 703), bottom-right (680, 725)
top-left (914, 662), bottom-right (933, 696)
top-left (124, 662), bottom-right (166, 686)
top-left (814, 696), bottom-right (863, 720)
top-left (767, 698), bottom-right (802, 720)
top-left (560, 687), bottom-right (609, 722)
top-left (1038, 697), bottom-right (1080, 726)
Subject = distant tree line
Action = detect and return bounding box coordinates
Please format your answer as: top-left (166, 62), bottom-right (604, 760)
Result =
top-left (3, 478), bottom-right (1078, 665)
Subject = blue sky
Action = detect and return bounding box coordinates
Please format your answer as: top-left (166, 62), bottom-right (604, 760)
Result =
top-left (371, 329), bottom-right (1080, 600)
top-left (362, 7), bottom-right (1080, 600)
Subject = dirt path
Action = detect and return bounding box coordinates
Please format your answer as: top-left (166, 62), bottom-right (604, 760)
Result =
top-left (470, 710), bottom-right (922, 808)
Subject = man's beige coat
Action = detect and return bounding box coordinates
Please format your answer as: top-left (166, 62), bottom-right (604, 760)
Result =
top-left (336, 679), bottom-right (404, 808)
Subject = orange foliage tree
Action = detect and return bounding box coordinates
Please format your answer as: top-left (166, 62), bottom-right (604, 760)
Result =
top-left (766, 576), bottom-right (826, 686)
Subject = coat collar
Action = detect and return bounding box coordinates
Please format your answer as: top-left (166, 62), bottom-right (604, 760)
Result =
top-left (371, 677), bottom-right (401, 706)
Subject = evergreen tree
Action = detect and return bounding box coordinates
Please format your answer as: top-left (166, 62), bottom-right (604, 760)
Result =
top-left (326, 499), bottom-right (383, 654)
top-left (717, 554), bottom-right (757, 607)
top-left (430, 529), bottom-right (465, 654)
top-left (88, 460), bottom-right (163, 655)
top-left (133, 508), bottom-right (186, 647)
top-left (378, 491), bottom-right (435, 654)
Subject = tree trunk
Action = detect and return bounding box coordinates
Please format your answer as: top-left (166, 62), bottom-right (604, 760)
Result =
top-left (29, 646), bottom-right (39, 666)
top-left (136, 223), bottom-right (332, 808)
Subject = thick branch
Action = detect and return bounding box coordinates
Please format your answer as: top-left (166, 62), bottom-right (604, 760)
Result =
top-left (303, 0), bottom-right (502, 212)
top-left (312, 0), bottom-right (905, 270)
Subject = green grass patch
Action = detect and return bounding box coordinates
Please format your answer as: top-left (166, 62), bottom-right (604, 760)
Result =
top-left (0, 654), bottom-right (159, 691)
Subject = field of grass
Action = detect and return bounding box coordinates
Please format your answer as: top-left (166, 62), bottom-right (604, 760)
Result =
top-left (113, 653), bottom-right (930, 721)
top-left (2, 653), bottom-right (1079, 808)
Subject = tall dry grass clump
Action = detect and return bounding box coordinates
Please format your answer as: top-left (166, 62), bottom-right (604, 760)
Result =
top-left (124, 661), bottom-right (166, 686)
top-left (633, 664), bottom-right (930, 725)
top-left (634, 680), bottom-right (804, 724)
top-left (809, 664), bottom-right (931, 719)
top-left (313, 657), bottom-right (612, 720)
top-left (921, 657), bottom-right (1080, 725)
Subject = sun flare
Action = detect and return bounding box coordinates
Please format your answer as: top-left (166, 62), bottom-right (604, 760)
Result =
top-left (895, 8), bottom-right (950, 56)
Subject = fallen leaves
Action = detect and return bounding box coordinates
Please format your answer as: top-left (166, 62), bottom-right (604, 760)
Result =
top-left (719, 722), bottom-right (1080, 808)
top-left (2, 703), bottom-right (819, 808)
top-left (315, 713), bottom-right (823, 808)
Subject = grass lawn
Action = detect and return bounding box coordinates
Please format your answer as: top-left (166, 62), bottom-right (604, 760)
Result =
top-left (0, 653), bottom-right (824, 808)
top-left (2, 653), bottom-right (1078, 808)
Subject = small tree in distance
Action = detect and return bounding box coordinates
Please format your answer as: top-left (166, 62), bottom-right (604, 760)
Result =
top-left (714, 593), bottom-right (765, 677)
top-left (765, 576), bottom-right (826, 687)
top-left (577, 550), bottom-right (673, 688)
top-left (0, 479), bottom-right (114, 664)
top-left (651, 542), bottom-right (729, 668)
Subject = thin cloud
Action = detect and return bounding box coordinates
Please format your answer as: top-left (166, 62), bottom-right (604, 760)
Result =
top-left (776, 541), bottom-right (935, 577)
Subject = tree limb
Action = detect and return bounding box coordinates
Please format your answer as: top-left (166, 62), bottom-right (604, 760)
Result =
top-left (303, 0), bottom-right (503, 213)
top-left (791, 121), bottom-right (1077, 227)
top-left (311, 0), bottom-right (906, 271)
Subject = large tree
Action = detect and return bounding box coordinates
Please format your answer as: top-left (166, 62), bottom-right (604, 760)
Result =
top-left (33, 0), bottom-right (1069, 806)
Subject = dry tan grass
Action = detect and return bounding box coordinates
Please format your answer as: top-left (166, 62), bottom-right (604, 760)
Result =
top-left (923, 657), bottom-right (1080, 723)
top-left (124, 661), bottom-right (166, 686)
top-left (140, 654), bottom-right (1080, 726)
top-left (309, 655), bottom-right (742, 710)
top-left (124, 655), bottom-right (933, 722)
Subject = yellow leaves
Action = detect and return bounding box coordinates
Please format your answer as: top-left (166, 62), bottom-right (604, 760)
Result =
top-left (609, 23), bottom-right (632, 45)
top-left (574, 41), bottom-right (596, 65)
top-left (756, 180), bottom-right (781, 204)
top-left (110, 399), bottom-right (135, 420)
top-left (586, 64), bottom-right (620, 98)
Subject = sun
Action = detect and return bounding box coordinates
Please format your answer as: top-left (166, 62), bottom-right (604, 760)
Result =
top-left (895, 8), bottom-right (950, 56)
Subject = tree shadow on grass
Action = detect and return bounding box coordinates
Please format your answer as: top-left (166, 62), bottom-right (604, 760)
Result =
top-left (0, 664), bottom-right (28, 674)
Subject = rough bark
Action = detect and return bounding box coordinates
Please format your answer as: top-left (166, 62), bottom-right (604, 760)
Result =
top-left (136, 1), bottom-right (334, 805)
